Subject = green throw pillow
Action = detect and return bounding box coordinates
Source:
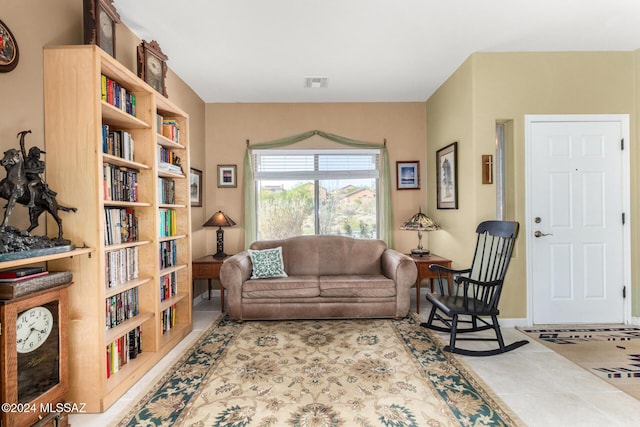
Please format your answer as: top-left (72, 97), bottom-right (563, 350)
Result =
top-left (248, 247), bottom-right (288, 279)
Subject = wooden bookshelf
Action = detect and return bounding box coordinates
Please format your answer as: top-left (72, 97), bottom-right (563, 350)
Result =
top-left (42, 45), bottom-right (192, 412)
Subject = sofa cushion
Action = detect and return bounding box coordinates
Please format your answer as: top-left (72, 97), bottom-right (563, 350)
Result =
top-left (248, 246), bottom-right (288, 279)
top-left (243, 275), bottom-right (319, 298)
top-left (250, 235), bottom-right (387, 276)
top-left (319, 275), bottom-right (396, 298)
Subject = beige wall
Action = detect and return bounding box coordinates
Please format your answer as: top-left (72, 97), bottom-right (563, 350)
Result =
top-left (5, 1), bottom-right (640, 314)
top-left (1, 0), bottom-right (207, 290)
top-left (425, 58), bottom-right (477, 267)
top-left (205, 103), bottom-right (427, 255)
top-left (426, 51), bottom-right (637, 318)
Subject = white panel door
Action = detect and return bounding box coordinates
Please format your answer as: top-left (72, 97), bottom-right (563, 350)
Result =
top-left (528, 117), bottom-right (628, 324)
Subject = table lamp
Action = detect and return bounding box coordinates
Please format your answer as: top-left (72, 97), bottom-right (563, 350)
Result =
top-left (203, 210), bottom-right (236, 258)
top-left (401, 207), bottom-right (440, 256)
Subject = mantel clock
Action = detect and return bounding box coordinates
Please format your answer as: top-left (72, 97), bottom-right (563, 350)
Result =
top-left (83, 0), bottom-right (120, 57)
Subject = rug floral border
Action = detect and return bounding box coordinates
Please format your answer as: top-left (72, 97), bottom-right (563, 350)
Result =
top-left (116, 314), bottom-right (520, 426)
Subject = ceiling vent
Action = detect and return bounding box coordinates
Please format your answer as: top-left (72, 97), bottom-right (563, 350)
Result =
top-left (304, 76), bottom-right (328, 89)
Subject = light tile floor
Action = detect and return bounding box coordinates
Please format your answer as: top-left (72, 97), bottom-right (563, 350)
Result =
top-left (69, 290), bottom-right (640, 426)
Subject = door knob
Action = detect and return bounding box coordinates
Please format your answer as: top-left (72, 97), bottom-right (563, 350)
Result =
top-left (534, 230), bottom-right (553, 238)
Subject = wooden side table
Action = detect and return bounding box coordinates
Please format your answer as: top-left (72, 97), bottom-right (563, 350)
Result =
top-left (192, 255), bottom-right (230, 311)
top-left (411, 253), bottom-right (452, 313)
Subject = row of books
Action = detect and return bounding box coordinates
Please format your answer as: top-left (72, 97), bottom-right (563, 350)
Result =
top-left (161, 305), bottom-right (177, 334)
top-left (101, 74), bottom-right (136, 116)
top-left (160, 271), bottom-right (177, 302)
top-left (159, 240), bottom-right (177, 270)
top-left (156, 114), bottom-right (180, 144)
top-left (103, 164), bottom-right (139, 202)
top-left (102, 125), bottom-right (135, 161)
top-left (158, 162), bottom-right (183, 175)
top-left (105, 247), bottom-right (139, 288)
top-left (104, 208), bottom-right (138, 246)
top-left (159, 208), bottom-right (177, 237)
top-left (106, 287), bottom-right (139, 330)
top-left (106, 327), bottom-right (141, 378)
top-left (158, 177), bottom-right (176, 204)
top-left (157, 145), bottom-right (181, 165)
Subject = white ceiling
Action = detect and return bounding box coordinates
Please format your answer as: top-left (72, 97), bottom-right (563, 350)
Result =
top-left (113, 0), bottom-right (640, 103)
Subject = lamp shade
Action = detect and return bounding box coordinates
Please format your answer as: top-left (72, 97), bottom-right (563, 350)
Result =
top-left (400, 208), bottom-right (440, 231)
top-left (203, 211), bottom-right (236, 228)
top-left (401, 207), bottom-right (440, 257)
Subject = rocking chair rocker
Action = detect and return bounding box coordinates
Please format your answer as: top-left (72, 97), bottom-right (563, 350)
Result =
top-left (421, 220), bottom-right (528, 356)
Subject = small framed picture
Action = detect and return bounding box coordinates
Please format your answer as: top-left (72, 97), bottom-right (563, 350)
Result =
top-left (190, 168), bottom-right (202, 207)
top-left (82, 0), bottom-right (120, 58)
top-left (436, 142), bottom-right (458, 209)
top-left (0, 19), bottom-right (19, 72)
top-left (137, 40), bottom-right (168, 97)
top-left (396, 161), bottom-right (420, 190)
top-left (217, 164), bottom-right (237, 188)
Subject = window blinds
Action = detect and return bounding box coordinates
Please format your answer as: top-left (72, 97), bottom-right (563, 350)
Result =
top-left (253, 149), bottom-right (380, 180)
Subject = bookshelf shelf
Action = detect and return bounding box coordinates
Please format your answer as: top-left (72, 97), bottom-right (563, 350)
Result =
top-left (43, 45), bottom-right (192, 413)
top-left (104, 351), bottom-right (154, 393)
top-left (159, 234), bottom-right (188, 243)
top-left (105, 312), bottom-right (154, 344)
top-left (160, 292), bottom-right (188, 311)
top-left (101, 102), bottom-right (149, 129)
top-left (157, 133), bottom-right (185, 149)
top-left (105, 240), bottom-right (152, 252)
top-left (105, 276), bottom-right (152, 299)
top-left (102, 154), bottom-right (151, 170)
top-left (159, 264), bottom-right (187, 277)
top-left (0, 248), bottom-right (94, 271)
top-left (159, 203), bottom-right (187, 209)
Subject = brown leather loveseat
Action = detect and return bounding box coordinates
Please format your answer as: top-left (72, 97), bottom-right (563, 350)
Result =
top-left (220, 235), bottom-right (417, 321)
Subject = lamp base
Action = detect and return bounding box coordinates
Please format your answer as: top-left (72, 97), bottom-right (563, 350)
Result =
top-left (410, 248), bottom-right (430, 257)
top-left (213, 251), bottom-right (228, 259)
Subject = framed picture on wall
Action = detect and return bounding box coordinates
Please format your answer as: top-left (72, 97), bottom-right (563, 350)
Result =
top-left (436, 142), bottom-right (458, 209)
top-left (396, 161), bottom-right (420, 190)
top-left (217, 164), bottom-right (237, 188)
top-left (190, 168), bottom-right (202, 207)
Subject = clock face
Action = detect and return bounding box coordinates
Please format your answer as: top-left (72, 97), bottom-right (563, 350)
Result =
top-left (16, 306), bottom-right (53, 353)
top-left (98, 7), bottom-right (114, 56)
top-left (145, 52), bottom-right (163, 93)
top-left (17, 301), bottom-right (60, 403)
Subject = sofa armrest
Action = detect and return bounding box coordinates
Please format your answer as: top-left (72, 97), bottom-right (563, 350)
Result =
top-left (381, 249), bottom-right (417, 289)
top-left (382, 249), bottom-right (417, 318)
top-left (220, 251), bottom-right (253, 319)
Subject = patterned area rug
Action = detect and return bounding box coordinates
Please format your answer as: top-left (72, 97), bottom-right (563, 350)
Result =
top-left (520, 326), bottom-right (640, 400)
top-left (116, 314), bottom-right (521, 426)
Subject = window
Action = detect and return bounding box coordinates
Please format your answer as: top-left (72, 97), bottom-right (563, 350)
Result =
top-left (253, 149), bottom-right (380, 240)
top-left (495, 120), bottom-right (514, 220)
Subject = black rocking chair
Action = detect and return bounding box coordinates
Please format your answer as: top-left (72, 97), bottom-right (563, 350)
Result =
top-left (421, 220), bottom-right (529, 356)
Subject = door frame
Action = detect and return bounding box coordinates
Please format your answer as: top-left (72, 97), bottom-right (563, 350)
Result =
top-left (524, 114), bottom-right (631, 325)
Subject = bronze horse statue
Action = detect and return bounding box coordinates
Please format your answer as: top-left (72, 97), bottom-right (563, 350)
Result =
top-left (0, 130), bottom-right (76, 239)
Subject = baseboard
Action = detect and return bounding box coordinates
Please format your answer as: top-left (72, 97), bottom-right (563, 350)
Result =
top-left (498, 318), bottom-right (528, 328)
top-left (192, 289), bottom-right (222, 306)
top-left (501, 317), bottom-right (640, 327)
top-left (192, 291), bottom-right (206, 306)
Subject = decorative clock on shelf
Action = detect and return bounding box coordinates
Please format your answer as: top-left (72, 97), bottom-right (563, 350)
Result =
top-left (0, 18), bottom-right (19, 72)
top-left (0, 283), bottom-right (71, 427)
top-left (137, 40), bottom-right (168, 97)
top-left (83, 0), bottom-right (121, 58)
